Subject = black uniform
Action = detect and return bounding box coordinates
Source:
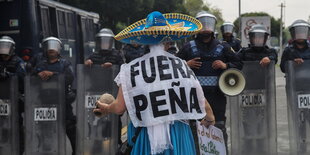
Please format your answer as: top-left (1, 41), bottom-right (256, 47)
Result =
top-left (222, 37), bottom-right (242, 52)
top-left (0, 54), bottom-right (26, 154)
top-left (122, 44), bottom-right (147, 63)
top-left (238, 46), bottom-right (278, 63)
top-left (177, 38), bottom-right (243, 149)
top-left (31, 53), bottom-right (76, 155)
top-left (87, 49), bottom-right (123, 65)
top-left (280, 42), bottom-right (310, 73)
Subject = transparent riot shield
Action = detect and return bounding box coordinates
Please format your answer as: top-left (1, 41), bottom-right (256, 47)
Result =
top-left (286, 60), bottom-right (310, 155)
top-left (0, 76), bottom-right (19, 155)
top-left (76, 64), bottom-right (123, 155)
top-left (228, 61), bottom-right (277, 155)
top-left (25, 75), bottom-right (66, 155)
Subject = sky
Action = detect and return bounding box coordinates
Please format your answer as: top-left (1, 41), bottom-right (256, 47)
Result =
top-left (205, 0), bottom-right (310, 27)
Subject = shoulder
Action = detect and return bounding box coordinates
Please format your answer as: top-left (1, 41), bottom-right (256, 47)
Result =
top-left (59, 58), bottom-right (72, 65)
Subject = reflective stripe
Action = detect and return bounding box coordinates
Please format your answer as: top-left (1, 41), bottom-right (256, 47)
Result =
top-left (197, 76), bottom-right (218, 86)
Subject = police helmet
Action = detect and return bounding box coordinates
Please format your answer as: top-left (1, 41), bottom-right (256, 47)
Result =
top-left (42, 37), bottom-right (62, 54)
top-left (195, 11), bottom-right (217, 32)
top-left (95, 28), bottom-right (115, 51)
top-left (289, 19), bottom-right (310, 40)
top-left (248, 24), bottom-right (269, 47)
top-left (0, 36), bottom-right (15, 56)
top-left (220, 22), bottom-right (234, 34)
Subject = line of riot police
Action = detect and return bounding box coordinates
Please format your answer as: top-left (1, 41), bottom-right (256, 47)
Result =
top-left (1, 11), bottom-right (310, 155)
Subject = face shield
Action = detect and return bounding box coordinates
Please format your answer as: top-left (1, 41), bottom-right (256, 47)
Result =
top-left (0, 41), bottom-right (14, 55)
top-left (290, 26), bottom-right (309, 40)
top-left (96, 36), bottom-right (114, 51)
top-left (249, 32), bottom-right (267, 47)
top-left (221, 24), bottom-right (234, 34)
top-left (198, 16), bottom-right (217, 32)
top-left (43, 40), bottom-right (61, 53)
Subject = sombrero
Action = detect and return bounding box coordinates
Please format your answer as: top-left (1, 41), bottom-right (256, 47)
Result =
top-left (115, 11), bottom-right (202, 45)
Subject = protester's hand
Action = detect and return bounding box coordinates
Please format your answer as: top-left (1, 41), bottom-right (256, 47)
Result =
top-left (200, 117), bottom-right (215, 128)
top-left (187, 57), bottom-right (202, 69)
top-left (84, 59), bottom-right (93, 66)
top-left (294, 58), bottom-right (304, 65)
top-left (212, 60), bottom-right (227, 70)
top-left (101, 62), bottom-right (113, 68)
top-left (38, 71), bottom-right (54, 80)
top-left (93, 100), bottom-right (110, 117)
top-left (259, 57), bottom-right (271, 67)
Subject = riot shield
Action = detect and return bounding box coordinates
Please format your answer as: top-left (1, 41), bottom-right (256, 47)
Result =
top-left (76, 64), bottom-right (123, 155)
top-left (25, 75), bottom-right (66, 155)
top-left (228, 61), bottom-right (277, 155)
top-left (0, 76), bottom-right (19, 155)
top-left (286, 60), bottom-right (310, 155)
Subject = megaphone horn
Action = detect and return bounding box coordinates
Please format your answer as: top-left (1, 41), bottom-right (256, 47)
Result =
top-left (218, 68), bottom-right (246, 96)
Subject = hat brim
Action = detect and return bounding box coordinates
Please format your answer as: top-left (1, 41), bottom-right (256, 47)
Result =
top-left (115, 13), bottom-right (202, 45)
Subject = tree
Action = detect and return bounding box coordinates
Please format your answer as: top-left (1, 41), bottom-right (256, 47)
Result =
top-left (59, 0), bottom-right (224, 33)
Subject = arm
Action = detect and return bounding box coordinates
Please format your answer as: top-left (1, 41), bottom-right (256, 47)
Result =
top-left (224, 46), bottom-right (243, 70)
top-left (280, 48), bottom-right (290, 73)
top-left (268, 48), bottom-right (278, 63)
top-left (93, 86), bottom-right (126, 115)
top-left (201, 98), bottom-right (215, 127)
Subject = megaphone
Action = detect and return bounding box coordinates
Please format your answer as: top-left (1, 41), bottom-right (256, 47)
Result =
top-left (218, 68), bottom-right (246, 96)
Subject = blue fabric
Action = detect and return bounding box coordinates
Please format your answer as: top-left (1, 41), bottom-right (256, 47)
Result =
top-left (128, 121), bottom-right (196, 155)
top-left (145, 11), bottom-right (167, 29)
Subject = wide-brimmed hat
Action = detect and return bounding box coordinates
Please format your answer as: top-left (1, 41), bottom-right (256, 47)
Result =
top-left (115, 11), bottom-right (202, 45)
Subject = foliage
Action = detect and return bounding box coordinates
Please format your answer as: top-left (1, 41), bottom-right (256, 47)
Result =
top-left (59, 0), bottom-right (224, 34)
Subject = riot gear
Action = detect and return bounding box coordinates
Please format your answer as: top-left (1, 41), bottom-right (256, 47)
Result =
top-left (42, 37), bottom-right (62, 54)
top-left (248, 24), bottom-right (269, 47)
top-left (289, 19), bottom-right (310, 41)
top-left (0, 36), bottom-right (15, 56)
top-left (95, 28), bottom-right (115, 51)
top-left (221, 22), bottom-right (234, 34)
top-left (195, 11), bottom-right (217, 32)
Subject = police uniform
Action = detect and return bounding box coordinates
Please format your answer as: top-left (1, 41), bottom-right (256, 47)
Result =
top-left (223, 37), bottom-right (242, 52)
top-left (122, 44), bottom-right (147, 63)
top-left (280, 42), bottom-right (310, 72)
top-left (0, 55), bottom-right (26, 87)
top-left (0, 54), bottom-right (26, 154)
top-left (87, 49), bottom-right (123, 65)
top-left (238, 46), bottom-right (278, 62)
top-left (32, 53), bottom-right (76, 155)
top-left (177, 38), bottom-right (243, 146)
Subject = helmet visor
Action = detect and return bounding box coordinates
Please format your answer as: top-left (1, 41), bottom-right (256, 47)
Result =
top-left (0, 42), bottom-right (13, 55)
top-left (290, 26), bottom-right (309, 40)
top-left (96, 37), bottom-right (114, 50)
top-left (222, 25), bottom-right (234, 34)
top-left (44, 40), bottom-right (61, 52)
top-left (249, 32), bottom-right (267, 47)
top-left (198, 16), bottom-right (217, 32)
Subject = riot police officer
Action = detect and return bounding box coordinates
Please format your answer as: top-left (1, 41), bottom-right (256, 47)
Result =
top-left (0, 36), bottom-right (26, 155)
top-left (122, 43), bottom-right (147, 63)
top-left (84, 28), bottom-right (123, 67)
top-left (0, 36), bottom-right (25, 82)
top-left (176, 11), bottom-right (243, 153)
top-left (280, 19), bottom-right (310, 72)
top-left (32, 36), bottom-right (76, 155)
top-left (238, 24), bottom-right (278, 65)
top-left (220, 22), bottom-right (242, 52)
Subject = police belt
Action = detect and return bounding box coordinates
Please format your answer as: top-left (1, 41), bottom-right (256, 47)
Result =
top-left (196, 76), bottom-right (218, 86)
